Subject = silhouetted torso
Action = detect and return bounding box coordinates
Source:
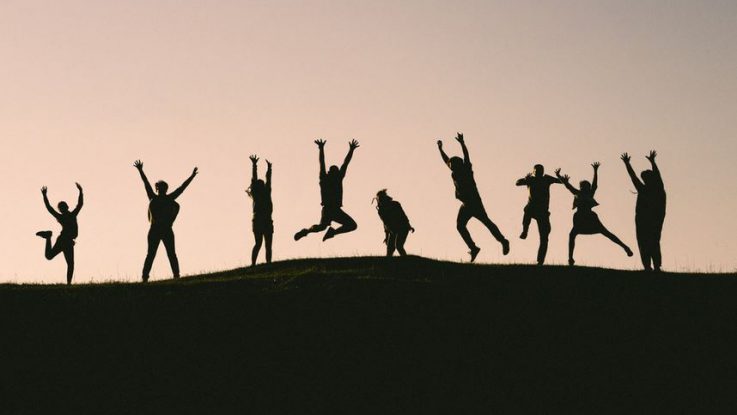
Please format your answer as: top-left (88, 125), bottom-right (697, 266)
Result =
top-left (148, 195), bottom-right (180, 228)
top-left (378, 200), bottom-right (411, 231)
top-left (636, 180), bottom-right (666, 223)
top-left (251, 186), bottom-right (273, 220)
top-left (524, 175), bottom-right (559, 211)
top-left (57, 212), bottom-right (79, 239)
top-left (574, 191), bottom-right (599, 212)
top-left (320, 172), bottom-right (344, 208)
top-left (452, 163), bottom-right (481, 205)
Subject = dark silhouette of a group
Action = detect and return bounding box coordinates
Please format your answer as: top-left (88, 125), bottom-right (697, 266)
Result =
top-left (35, 134), bottom-right (667, 284)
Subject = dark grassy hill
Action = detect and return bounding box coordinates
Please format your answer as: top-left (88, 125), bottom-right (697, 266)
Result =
top-left (1, 256), bottom-right (736, 414)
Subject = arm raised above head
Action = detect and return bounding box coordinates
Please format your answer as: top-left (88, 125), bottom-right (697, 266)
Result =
top-left (621, 153), bottom-right (644, 190)
top-left (249, 155), bottom-right (259, 184)
top-left (437, 140), bottom-right (450, 167)
top-left (170, 167), bottom-right (198, 200)
top-left (455, 133), bottom-right (470, 164)
top-left (340, 139), bottom-right (359, 176)
top-left (266, 160), bottom-right (272, 188)
top-left (314, 139), bottom-right (326, 177)
top-left (134, 160), bottom-right (155, 199)
top-left (591, 162), bottom-right (600, 193)
top-left (72, 183), bottom-right (84, 215)
top-left (41, 186), bottom-right (61, 219)
top-left (555, 169), bottom-right (579, 195)
top-left (647, 150), bottom-right (664, 186)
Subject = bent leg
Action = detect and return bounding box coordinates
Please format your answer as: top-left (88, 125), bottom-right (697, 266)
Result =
top-left (395, 229), bottom-right (409, 256)
top-left (45, 238), bottom-right (65, 260)
top-left (331, 208), bottom-right (358, 236)
top-left (456, 205), bottom-right (476, 251)
top-left (162, 228), bottom-right (180, 278)
top-left (476, 210), bottom-right (506, 243)
top-left (521, 208), bottom-right (532, 239)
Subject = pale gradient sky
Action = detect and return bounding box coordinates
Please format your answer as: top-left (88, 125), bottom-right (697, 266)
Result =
top-left (0, 0), bottom-right (735, 282)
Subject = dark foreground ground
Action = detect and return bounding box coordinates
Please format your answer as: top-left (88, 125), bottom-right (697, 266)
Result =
top-left (1, 256), bottom-right (737, 414)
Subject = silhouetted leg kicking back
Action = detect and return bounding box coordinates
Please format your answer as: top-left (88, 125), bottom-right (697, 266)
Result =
top-left (36, 183), bottom-right (84, 285)
top-left (374, 189), bottom-right (415, 257)
top-left (247, 155), bottom-right (274, 266)
top-left (556, 163), bottom-right (633, 266)
top-left (134, 160), bottom-right (198, 282)
top-left (438, 133), bottom-right (509, 262)
top-left (294, 139), bottom-right (359, 242)
top-left (515, 165), bottom-right (562, 265)
top-left (621, 151), bottom-right (666, 271)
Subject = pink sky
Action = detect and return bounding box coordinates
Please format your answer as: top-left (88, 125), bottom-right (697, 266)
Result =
top-left (1, 0), bottom-right (735, 282)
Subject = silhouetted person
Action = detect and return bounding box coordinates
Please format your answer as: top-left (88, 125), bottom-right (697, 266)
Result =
top-left (516, 164), bottom-right (561, 265)
top-left (621, 151), bottom-right (667, 271)
top-left (294, 139), bottom-right (359, 242)
top-left (556, 163), bottom-right (633, 266)
top-left (374, 189), bottom-right (415, 257)
top-left (247, 155), bottom-right (273, 266)
top-left (438, 133), bottom-right (509, 262)
top-left (134, 160), bottom-right (198, 282)
top-left (36, 183), bottom-right (84, 285)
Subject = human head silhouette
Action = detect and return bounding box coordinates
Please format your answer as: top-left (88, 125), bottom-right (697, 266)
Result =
top-left (448, 157), bottom-right (464, 171)
top-left (328, 165), bottom-right (340, 177)
top-left (375, 189), bottom-right (391, 204)
top-left (155, 181), bottom-right (169, 195)
top-left (580, 180), bottom-right (592, 193)
top-left (58, 201), bottom-right (69, 213)
top-left (534, 164), bottom-right (544, 177)
top-left (641, 170), bottom-right (655, 186)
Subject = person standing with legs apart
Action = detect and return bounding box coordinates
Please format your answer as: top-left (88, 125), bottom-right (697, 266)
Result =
top-left (516, 164), bottom-right (562, 265)
top-left (437, 133), bottom-right (510, 262)
top-left (374, 189), bottom-right (415, 257)
top-left (556, 163), bottom-right (633, 266)
top-left (247, 155), bottom-right (273, 266)
top-left (134, 160), bottom-right (198, 282)
top-left (36, 183), bottom-right (83, 285)
top-left (294, 139), bottom-right (359, 242)
top-left (621, 151), bottom-right (666, 271)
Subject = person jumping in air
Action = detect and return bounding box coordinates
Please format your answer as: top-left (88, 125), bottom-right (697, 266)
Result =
top-left (247, 155), bottom-right (273, 266)
top-left (294, 139), bottom-right (359, 242)
top-left (556, 162), bottom-right (633, 266)
top-left (374, 189), bottom-right (415, 257)
top-left (621, 151), bottom-right (666, 271)
top-left (516, 164), bottom-right (562, 265)
top-left (36, 183), bottom-right (84, 285)
top-left (437, 133), bottom-right (510, 262)
top-left (134, 160), bottom-right (198, 282)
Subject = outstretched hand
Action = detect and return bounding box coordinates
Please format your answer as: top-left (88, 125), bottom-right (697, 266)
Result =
top-left (437, 140), bottom-right (443, 148)
top-left (134, 160), bottom-right (144, 170)
top-left (561, 174), bottom-right (570, 182)
top-left (314, 139), bottom-right (326, 147)
top-left (647, 150), bottom-right (657, 162)
top-left (41, 186), bottom-right (48, 195)
top-left (592, 161), bottom-right (601, 170)
top-left (455, 132), bottom-right (464, 143)
top-left (621, 153), bottom-right (631, 163)
top-left (554, 168), bottom-right (562, 177)
top-left (266, 160), bottom-right (272, 168)
top-left (349, 139), bottom-right (360, 150)
top-left (191, 167), bottom-right (199, 177)
top-left (249, 155), bottom-right (259, 164)
top-left (75, 182), bottom-right (83, 192)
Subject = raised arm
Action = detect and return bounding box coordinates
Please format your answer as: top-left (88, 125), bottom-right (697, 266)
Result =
top-left (41, 187), bottom-right (61, 219)
top-left (591, 162), bottom-right (600, 194)
top-left (621, 153), bottom-right (643, 190)
top-left (516, 174), bottom-right (532, 186)
top-left (72, 183), bottom-right (84, 215)
top-left (555, 169), bottom-right (579, 195)
top-left (249, 155), bottom-right (259, 184)
top-left (315, 139), bottom-right (326, 177)
top-left (647, 150), bottom-right (663, 185)
top-left (437, 140), bottom-right (450, 166)
top-left (134, 160), bottom-right (155, 200)
top-left (456, 132), bottom-right (470, 164)
top-left (340, 139), bottom-right (359, 176)
top-left (266, 160), bottom-right (272, 189)
top-left (170, 167), bottom-right (198, 200)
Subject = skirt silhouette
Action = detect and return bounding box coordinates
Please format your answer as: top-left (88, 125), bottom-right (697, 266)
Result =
top-left (573, 210), bottom-right (604, 234)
